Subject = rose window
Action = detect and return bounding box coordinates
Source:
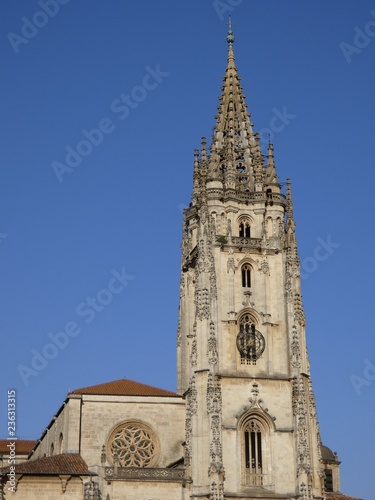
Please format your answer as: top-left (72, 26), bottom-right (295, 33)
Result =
top-left (108, 422), bottom-right (157, 467)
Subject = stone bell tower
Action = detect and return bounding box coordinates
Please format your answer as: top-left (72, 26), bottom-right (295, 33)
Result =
top-left (177, 22), bottom-right (325, 500)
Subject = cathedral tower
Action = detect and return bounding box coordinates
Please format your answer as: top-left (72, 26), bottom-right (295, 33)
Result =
top-left (177, 23), bottom-right (324, 500)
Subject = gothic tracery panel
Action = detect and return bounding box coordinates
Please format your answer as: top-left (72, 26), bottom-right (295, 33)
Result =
top-left (108, 421), bottom-right (158, 468)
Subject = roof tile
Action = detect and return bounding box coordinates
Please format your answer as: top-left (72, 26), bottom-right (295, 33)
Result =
top-left (69, 378), bottom-right (181, 397)
top-left (0, 453), bottom-right (91, 476)
top-left (0, 440), bottom-right (36, 454)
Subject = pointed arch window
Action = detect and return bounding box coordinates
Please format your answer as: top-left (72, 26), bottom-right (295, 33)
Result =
top-left (241, 264), bottom-right (251, 288)
top-left (239, 221), bottom-right (251, 237)
top-left (244, 419), bottom-right (263, 484)
top-left (240, 414), bottom-right (272, 488)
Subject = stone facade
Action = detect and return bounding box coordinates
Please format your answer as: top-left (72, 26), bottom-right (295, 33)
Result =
top-left (30, 394), bottom-right (185, 469)
top-left (5, 476), bottom-right (87, 500)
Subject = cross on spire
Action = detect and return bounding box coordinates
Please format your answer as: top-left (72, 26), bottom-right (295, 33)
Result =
top-left (226, 16), bottom-right (235, 45)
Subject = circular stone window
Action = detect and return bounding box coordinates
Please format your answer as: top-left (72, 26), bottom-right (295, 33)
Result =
top-left (108, 421), bottom-right (158, 467)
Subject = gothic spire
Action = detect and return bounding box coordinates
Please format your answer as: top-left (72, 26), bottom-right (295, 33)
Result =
top-left (208, 21), bottom-right (257, 192)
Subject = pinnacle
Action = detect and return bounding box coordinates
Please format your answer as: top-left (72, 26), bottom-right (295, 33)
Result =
top-left (265, 141), bottom-right (279, 185)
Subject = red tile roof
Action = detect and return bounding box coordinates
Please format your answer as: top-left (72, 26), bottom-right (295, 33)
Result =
top-left (327, 494), bottom-right (363, 500)
top-left (0, 453), bottom-right (91, 476)
top-left (0, 440), bottom-right (36, 454)
top-left (69, 378), bottom-right (181, 397)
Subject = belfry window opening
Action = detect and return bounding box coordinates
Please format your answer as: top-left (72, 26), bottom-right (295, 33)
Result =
top-left (241, 264), bottom-right (251, 288)
top-left (239, 221), bottom-right (251, 237)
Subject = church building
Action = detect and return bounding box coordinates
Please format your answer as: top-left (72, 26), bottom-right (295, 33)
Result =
top-left (0, 25), bottom-right (361, 500)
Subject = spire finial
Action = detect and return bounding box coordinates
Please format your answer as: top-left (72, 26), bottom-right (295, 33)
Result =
top-left (226, 17), bottom-right (235, 45)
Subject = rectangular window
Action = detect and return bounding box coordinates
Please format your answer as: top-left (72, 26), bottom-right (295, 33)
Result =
top-left (324, 469), bottom-right (333, 492)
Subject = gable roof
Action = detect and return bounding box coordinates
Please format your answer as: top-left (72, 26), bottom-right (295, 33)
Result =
top-left (0, 453), bottom-right (91, 476)
top-left (0, 440), bottom-right (36, 455)
top-left (69, 378), bottom-right (181, 398)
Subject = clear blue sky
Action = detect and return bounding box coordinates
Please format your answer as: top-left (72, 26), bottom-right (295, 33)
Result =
top-left (1, 1), bottom-right (375, 498)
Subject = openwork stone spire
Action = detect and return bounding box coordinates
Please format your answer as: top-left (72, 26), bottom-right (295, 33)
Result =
top-left (207, 21), bottom-right (259, 192)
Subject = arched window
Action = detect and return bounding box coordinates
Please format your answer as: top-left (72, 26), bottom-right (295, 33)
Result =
top-left (240, 414), bottom-right (272, 487)
top-left (244, 419), bottom-right (263, 485)
top-left (239, 221), bottom-right (251, 237)
top-left (50, 443), bottom-right (54, 456)
top-left (241, 264), bottom-right (251, 288)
